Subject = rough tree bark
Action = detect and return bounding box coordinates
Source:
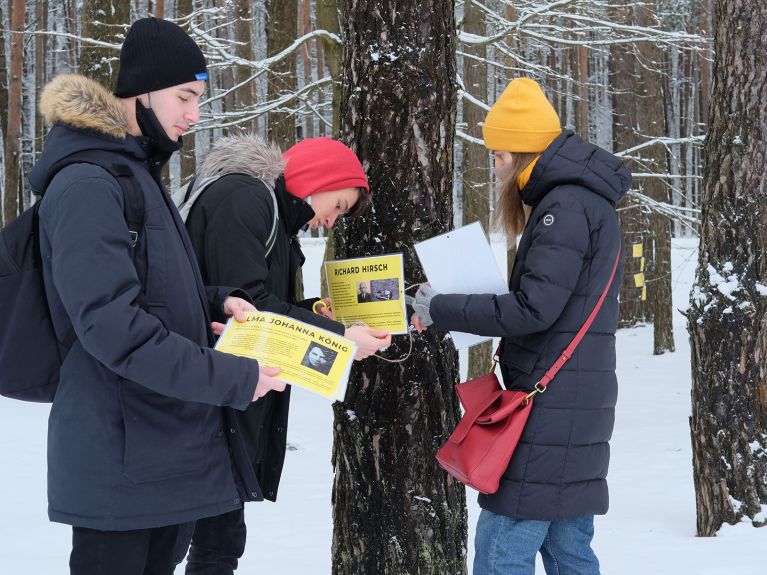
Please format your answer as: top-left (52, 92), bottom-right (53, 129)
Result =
top-left (687, 0), bottom-right (767, 536)
top-left (3, 0), bottom-right (25, 226)
top-left (266, 0), bottom-right (298, 149)
top-left (80, 0), bottom-right (129, 88)
top-left (461, 0), bottom-right (492, 380)
top-left (331, 0), bottom-right (467, 573)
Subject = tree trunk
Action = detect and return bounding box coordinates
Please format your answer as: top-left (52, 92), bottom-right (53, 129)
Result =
top-left (80, 0), bottom-right (129, 88)
top-left (687, 0), bottom-right (767, 536)
top-left (178, 0), bottom-right (196, 182)
top-left (316, 0), bottom-right (342, 136)
top-left (233, 0), bottom-right (257, 133)
top-left (331, 1), bottom-right (466, 573)
top-left (634, 4), bottom-right (674, 354)
top-left (266, 0), bottom-right (298, 148)
top-left (3, 0), bottom-right (25, 226)
top-left (0, 1), bottom-right (9, 228)
top-left (611, 4), bottom-right (648, 327)
top-left (299, 0), bottom-right (314, 139)
top-left (317, 0), bottom-right (343, 297)
top-left (461, 0), bottom-right (492, 380)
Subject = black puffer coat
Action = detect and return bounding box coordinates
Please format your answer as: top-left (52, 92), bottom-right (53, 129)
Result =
top-left (29, 75), bottom-right (260, 531)
top-left (185, 136), bottom-right (345, 501)
top-left (431, 131), bottom-right (630, 520)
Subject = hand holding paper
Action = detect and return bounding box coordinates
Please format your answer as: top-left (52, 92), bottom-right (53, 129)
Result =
top-left (222, 295), bottom-right (257, 321)
top-left (253, 367), bottom-right (285, 400)
top-left (344, 325), bottom-right (392, 359)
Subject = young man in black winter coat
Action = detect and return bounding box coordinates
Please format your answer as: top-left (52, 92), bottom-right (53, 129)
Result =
top-left (27, 18), bottom-right (284, 575)
top-left (183, 135), bottom-right (391, 573)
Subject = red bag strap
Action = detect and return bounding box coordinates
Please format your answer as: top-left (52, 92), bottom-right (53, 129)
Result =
top-left (525, 244), bottom-right (622, 401)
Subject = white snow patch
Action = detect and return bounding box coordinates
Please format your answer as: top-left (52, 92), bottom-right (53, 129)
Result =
top-left (707, 263), bottom-right (740, 301)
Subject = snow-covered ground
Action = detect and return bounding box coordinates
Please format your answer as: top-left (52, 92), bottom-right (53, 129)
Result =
top-left (1, 237), bottom-right (764, 574)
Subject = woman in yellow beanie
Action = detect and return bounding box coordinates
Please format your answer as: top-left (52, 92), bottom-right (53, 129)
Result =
top-left (412, 78), bottom-right (631, 574)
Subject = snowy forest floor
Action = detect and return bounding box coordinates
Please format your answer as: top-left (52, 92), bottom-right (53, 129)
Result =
top-left (1, 237), bottom-right (764, 574)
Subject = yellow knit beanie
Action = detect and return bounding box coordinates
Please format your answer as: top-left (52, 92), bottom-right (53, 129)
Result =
top-left (482, 78), bottom-right (562, 152)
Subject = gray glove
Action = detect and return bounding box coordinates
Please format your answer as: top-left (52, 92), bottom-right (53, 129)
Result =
top-left (410, 284), bottom-right (440, 328)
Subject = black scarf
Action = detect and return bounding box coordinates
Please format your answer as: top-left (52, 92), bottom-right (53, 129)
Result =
top-left (135, 100), bottom-right (183, 156)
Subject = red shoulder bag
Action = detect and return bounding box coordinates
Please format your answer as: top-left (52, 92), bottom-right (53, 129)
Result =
top-left (436, 246), bottom-right (622, 494)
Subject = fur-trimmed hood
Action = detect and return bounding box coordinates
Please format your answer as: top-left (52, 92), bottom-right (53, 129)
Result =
top-left (30, 75), bottom-right (147, 196)
top-left (40, 74), bottom-right (129, 138)
top-left (197, 134), bottom-right (284, 185)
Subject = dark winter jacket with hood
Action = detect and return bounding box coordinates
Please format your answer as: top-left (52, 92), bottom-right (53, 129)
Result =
top-left (185, 135), bottom-right (345, 502)
top-left (431, 130), bottom-right (630, 520)
top-left (30, 75), bottom-right (260, 531)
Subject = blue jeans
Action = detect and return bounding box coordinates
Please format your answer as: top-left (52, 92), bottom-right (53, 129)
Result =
top-left (473, 509), bottom-right (600, 575)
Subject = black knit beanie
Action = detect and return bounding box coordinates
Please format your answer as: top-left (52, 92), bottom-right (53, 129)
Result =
top-left (114, 17), bottom-right (208, 98)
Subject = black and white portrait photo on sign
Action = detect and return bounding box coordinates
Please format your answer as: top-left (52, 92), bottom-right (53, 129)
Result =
top-left (300, 343), bottom-right (338, 375)
top-left (356, 280), bottom-right (373, 303)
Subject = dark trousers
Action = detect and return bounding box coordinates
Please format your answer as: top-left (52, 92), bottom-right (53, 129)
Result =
top-left (70, 523), bottom-right (195, 575)
top-left (185, 508), bottom-right (247, 575)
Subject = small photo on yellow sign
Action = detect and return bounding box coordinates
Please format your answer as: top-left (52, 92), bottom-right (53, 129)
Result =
top-left (632, 243), bottom-right (643, 258)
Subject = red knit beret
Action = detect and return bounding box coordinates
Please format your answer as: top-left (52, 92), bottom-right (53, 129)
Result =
top-left (283, 137), bottom-right (370, 199)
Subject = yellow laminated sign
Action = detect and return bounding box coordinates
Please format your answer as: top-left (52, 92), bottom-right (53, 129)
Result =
top-left (632, 243), bottom-right (643, 258)
top-left (634, 272), bottom-right (645, 288)
top-left (324, 253), bottom-right (407, 334)
top-left (215, 311), bottom-right (357, 401)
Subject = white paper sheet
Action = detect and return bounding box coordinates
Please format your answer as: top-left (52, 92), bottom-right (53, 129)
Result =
top-left (414, 222), bottom-right (509, 349)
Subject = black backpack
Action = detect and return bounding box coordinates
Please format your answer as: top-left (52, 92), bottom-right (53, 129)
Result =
top-left (0, 151), bottom-right (144, 402)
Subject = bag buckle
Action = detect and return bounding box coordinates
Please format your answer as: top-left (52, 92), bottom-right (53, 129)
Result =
top-left (523, 382), bottom-right (546, 405)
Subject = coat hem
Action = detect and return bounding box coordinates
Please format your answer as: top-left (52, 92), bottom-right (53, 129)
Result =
top-left (48, 499), bottom-right (243, 531)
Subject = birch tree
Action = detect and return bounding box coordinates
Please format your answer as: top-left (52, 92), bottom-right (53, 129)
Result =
top-left (3, 0), bottom-right (25, 226)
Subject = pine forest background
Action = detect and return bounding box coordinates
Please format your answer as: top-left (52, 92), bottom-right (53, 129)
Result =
top-left (0, 0), bottom-right (710, 356)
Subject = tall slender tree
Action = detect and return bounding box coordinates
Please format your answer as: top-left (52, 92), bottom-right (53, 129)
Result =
top-left (3, 0), bottom-right (25, 226)
top-left (688, 0), bottom-right (767, 536)
top-left (461, 0), bottom-right (492, 379)
top-left (266, 0), bottom-right (298, 149)
top-left (331, 0), bottom-right (466, 573)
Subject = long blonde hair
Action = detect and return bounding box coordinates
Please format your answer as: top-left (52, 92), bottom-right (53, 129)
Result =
top-left (493, 152), bottom-right (539, 238)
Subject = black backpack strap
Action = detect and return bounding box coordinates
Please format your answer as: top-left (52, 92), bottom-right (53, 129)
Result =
top-left (105, 162), bottom-right (144, 247)
top-left (183, 175), bottom-right (198, 204)
top-left (42, 151), bottom-right (145, 248)
top-left (42, 151), bottom-right (147, 313)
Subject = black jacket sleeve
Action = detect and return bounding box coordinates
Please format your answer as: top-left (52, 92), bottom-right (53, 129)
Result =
top-left (430, 191), bottom-right (590, 338)
top-left (201, 179), bottom-right (345, 335)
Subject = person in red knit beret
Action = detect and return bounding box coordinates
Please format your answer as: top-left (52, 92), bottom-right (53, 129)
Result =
top-left (183, 134), bottom-right (391, 573)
